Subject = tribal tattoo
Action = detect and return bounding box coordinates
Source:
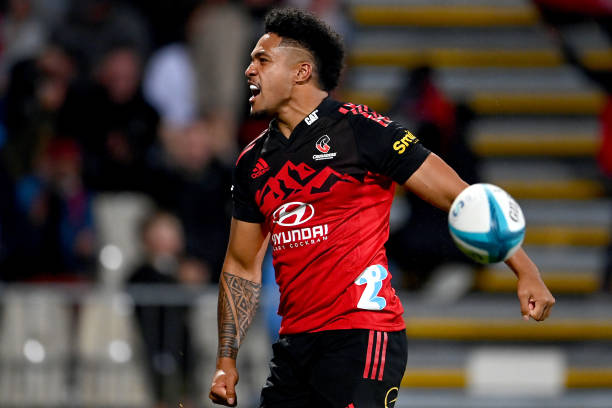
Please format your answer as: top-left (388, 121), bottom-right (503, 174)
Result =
top-left (217, 272), bottom-right (262, 359)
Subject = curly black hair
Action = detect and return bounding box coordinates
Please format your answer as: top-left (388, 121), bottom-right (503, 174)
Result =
top-left (264, 8), bottom-right (344, 92)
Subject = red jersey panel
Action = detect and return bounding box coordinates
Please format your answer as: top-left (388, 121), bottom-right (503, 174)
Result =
top-left (233, 98), bottom-right (430, 334)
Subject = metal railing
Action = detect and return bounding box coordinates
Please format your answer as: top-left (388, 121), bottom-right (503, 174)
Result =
top-left (0, 284), bottom-right (271, 408)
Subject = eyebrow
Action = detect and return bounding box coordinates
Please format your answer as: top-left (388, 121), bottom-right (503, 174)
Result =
top-left (251, 50), bottom-right (270, 60)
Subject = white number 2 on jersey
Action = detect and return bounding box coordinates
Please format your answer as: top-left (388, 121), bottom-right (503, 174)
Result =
top-left (355, 264), bottom-right (389, 310)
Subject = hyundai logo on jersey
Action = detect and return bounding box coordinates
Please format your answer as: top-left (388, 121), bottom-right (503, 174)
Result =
top-left (272, 202), bottom-right (315, 227)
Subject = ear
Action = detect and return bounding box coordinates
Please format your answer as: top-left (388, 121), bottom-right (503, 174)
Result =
top-left (294, 61), bottom-right (314, 84)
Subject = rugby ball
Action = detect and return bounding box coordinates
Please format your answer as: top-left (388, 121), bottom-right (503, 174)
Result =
top-left (448, 183), bottom-right (525, 264)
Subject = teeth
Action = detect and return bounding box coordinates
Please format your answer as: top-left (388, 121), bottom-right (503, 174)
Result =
top-left (249, 85), bottom-right (259, 91)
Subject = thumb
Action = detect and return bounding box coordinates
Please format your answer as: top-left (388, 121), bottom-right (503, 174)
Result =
top-left (226, 373), bottom-right (238, 406)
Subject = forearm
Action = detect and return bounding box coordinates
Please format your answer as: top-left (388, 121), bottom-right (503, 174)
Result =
top-left (217, 271), bottom-right (262, 360)
top-left (505, 247), bottom-right (541, 280)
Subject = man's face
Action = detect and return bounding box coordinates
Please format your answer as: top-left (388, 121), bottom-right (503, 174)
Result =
top-left (245, 33), bottom-right (300, 116)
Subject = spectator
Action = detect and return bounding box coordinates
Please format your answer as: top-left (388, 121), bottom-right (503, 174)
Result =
top-left (147, 118), bottom-right (232, 281)
top-left (142, 35), bottom-right (233, 279)
top-left (51, 0), bottom-right (151, 75)
top-left (143, 42), bottom-right (198, 139)
top-left (59, 44), bottom-right (159, 192)
top-left (2, 42), bottom-right (76, 179)
top-left (127, 211), bottom-right (209, 408)
top-left (6, 139), bottom-right (95, 281)
top-left (127, 0), bottom-right (201, 49)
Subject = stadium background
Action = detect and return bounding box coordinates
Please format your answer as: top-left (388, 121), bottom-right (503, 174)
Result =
top-left (0, 0), bottom-right (611, 407)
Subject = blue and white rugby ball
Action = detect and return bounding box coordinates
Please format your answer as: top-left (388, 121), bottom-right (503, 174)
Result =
top-left (448, 183), bottom-right (525, 264)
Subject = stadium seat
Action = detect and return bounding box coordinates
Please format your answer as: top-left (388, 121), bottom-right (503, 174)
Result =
top-left (73, 290), bottom-right (152, 407)
top-left (0, 289), bottom-right (70, 406)
top-left (92, 193), bottom-right (154, 286)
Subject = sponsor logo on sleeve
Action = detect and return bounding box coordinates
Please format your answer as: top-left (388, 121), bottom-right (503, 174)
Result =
top-left (393, 131), bottom-right (418, 154)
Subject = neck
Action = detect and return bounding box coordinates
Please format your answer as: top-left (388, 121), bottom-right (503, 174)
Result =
top-left (276, 88), bottom-right (328, 138)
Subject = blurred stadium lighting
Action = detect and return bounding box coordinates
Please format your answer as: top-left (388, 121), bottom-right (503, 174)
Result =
top-left (100, 245), bottom-right (124, 271)
top-left (108, 340), bottom-right (132, 363)
top-left (23, 339), bottom-right (45, 364)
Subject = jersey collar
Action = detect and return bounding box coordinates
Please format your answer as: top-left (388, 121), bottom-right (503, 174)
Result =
top-left (269, 97), bottom-right (339, 144)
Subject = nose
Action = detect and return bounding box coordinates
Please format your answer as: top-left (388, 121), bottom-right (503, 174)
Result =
top-left (245, 62), bottom-right (256, 78)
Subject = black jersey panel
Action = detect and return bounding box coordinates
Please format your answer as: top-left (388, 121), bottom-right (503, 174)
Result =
top-left (350, 114), bottom-right (431, 184)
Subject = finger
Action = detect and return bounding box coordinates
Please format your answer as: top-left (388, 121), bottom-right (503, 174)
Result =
top-left (518, 292), bottom-right (531, 321)
top-left (540, 299), bottom-right (555, 321)
top-left (226, 375), bottom-right (238, 407)
top-left (209, 385), bottom-right (229, 405)
top-left (540, 303), bottom-right (551, 321)
top-left (210, 381), bottom-right (227, 405)
top-left (529, 299), bottom-right (546, 321)
top-left (543, 299), bottom-right (555, 320)
top-left (209, 392), bottom-right (230, 406)
top-left (209, 391), bottom-right (227, 406)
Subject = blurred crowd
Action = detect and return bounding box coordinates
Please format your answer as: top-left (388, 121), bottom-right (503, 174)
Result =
top-left (1, 0), bottom-right (609, 317)
top-left (0, 0), bottom-right (352, 285)
top-left (0, 0), bottom-right (476, 292)
top-left (1, 0), bottom-right (610, 288)
top-left (0, 1), bottom-right (352, 406)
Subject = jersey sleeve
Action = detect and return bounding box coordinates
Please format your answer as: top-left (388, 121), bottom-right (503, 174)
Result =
top-left (352, 112), bottom-right (431, 184)
top-left (232, 154), bottom-right (266, 223)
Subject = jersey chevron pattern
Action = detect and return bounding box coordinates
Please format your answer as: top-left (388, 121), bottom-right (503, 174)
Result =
top-left (233, 98), bottom-right (431, 334)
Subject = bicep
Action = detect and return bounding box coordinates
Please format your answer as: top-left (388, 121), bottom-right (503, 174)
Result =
top-left (222, 218), bottom-right (269, 283)
top-left (402, 153), bottom-right (469, 212)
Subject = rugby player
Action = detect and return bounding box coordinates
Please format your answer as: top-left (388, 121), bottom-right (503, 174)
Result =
top-left (209, 8), bottom-right (555, 408)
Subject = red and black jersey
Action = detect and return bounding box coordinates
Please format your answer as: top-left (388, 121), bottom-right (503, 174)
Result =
top-left (233, 98), bottom-right (430, 334)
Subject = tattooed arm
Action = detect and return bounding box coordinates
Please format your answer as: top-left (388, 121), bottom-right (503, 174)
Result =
top-left (217, 272), bottom-right (262, 359)
top-left (210, 218), bottom-right (269, 407)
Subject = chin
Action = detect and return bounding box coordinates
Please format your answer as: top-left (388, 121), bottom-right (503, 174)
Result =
top-left (250, 104), bottom-right (272, 118)
top-left (250, 110), bottom-right (269, 119)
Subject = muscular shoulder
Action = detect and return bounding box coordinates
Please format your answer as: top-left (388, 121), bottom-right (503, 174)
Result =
top-left (337, 101), bottom-right (413, 151)
top-left (337, 101), bottom-right (430, 183)
top-left (337, 102), bottom-right (395, 132)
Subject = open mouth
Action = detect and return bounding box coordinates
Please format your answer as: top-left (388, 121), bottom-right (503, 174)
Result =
top-left (249, 84), bottom-right (261, 103)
